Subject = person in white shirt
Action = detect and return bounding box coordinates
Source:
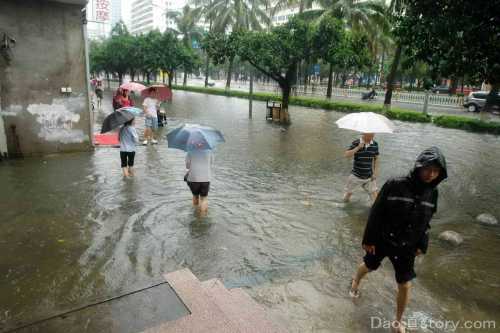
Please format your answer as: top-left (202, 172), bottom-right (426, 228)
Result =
top-left (142, 88), bottom-right (160, 145)
top-left (185, 143), bottom-right (214, 216)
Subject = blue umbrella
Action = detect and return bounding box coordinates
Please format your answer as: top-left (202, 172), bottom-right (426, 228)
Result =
top-left (166, 124), bottom-right (225, 152)
top-left (116, 106), bottom-right (143, 116)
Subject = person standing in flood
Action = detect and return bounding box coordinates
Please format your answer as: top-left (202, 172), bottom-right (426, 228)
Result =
top-left (343, 132), bottom-right (379, 203)
top-left (185, 142), bottom-right (214, 216)
top-left (119, 118), bottom-right (138, 177)
top-left (142, 87), bottom-right (159, 145)
top-left (349, 147), bottom-right (448, 333)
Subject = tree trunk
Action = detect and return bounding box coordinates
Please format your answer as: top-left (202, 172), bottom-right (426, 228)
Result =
top-left (384, 42), bottom-right (403, 108)
top-left (183, 70), bottom-right (187, 86)
top-left (249, 69), bottom-right (253, 118)
top-left (118, 72), bottom-right (123, 85)
top-left (327, 63), bottom-right (334, 98)
top-left (146, 72), bottom-right (151, 85)
top-left (204, 53), bottom-right (210, 88)
top-left (226, 56), bottom-right (234, 91)
top-left (281, 82), bottom-right (291, 121)
top-left (484, 83), bottom-right (499, 112)
top-left (379, 47), bottom-right (386, 85)
top-left (131, 71), bottom-right (135, 82)
top-left (449, 76), bottom-right (458, 95)
top-left (168, 70), bottom-right (173, 88)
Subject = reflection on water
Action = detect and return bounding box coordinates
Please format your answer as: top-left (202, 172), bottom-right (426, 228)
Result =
top-left (1, 91), bottom-right (500, 332)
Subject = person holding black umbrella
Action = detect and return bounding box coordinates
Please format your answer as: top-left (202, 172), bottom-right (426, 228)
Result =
top-left (119, 118), bottom-right (138, 177)
top-left (100, 109), bottom-right (138, 177)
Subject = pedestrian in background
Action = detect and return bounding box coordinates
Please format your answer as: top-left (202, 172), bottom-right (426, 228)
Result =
top-left (95, 80), bottom-right (104, 110)
top-left (142, 87), bottom-right (159, 145)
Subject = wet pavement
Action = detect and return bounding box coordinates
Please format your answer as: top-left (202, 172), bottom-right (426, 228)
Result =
top-left (1, 90), bottom-right (500, 332)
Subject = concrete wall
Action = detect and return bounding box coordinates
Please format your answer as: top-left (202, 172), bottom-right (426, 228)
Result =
top-left (0, 0), bottom-right (92, 157)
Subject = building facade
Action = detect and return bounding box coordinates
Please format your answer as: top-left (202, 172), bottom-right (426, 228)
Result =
top-left (130, 0), bottom-right (168, 35)
top-left (0, 0), bottom-right (92, 157)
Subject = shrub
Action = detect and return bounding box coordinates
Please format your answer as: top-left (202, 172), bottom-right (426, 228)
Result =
top-left (433, 115), bottom-right (500, 134)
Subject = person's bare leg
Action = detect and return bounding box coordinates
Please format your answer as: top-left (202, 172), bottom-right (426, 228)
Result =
top-left (370, 190), bottom-right (378, 204)
top-left (343, 192), bottom-right (353, 203)
top-left (351, 263), bottom-right (370, 293)
top-left (199, 196), bottom-right (208, 216)
top-left (394, 282), bottom-right (411, 333)
top-left (144, 128), bottom-right (151, 142)
top-left (128, 167), bottom-right (134, 177)
top-left (192, 195), bottom-right (199, 206)
top-left (122, 167), bottom-right (129, 177)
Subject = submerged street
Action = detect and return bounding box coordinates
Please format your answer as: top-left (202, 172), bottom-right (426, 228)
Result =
top-left (1, 91), bottom-right (500, 332)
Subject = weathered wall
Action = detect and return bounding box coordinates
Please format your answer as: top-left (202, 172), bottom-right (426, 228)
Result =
top-left (0, 0), bottom-right (92, 156)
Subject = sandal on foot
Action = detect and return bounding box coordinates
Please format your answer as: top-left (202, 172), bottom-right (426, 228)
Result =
top-left (349, 279), bottom-right (360, 298)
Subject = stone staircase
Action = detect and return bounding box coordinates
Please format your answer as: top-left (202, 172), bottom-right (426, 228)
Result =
top-left (142, 269), bottom-right (287, 333)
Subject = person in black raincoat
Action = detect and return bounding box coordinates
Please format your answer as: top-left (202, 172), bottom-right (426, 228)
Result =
top-left (349, 147), bottom-right (447, 333)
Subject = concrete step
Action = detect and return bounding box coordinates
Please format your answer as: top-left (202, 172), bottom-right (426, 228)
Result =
top-left (201, 279), bottom-right (287, 333)
top-left (142, 269), bottom-right (239, 333)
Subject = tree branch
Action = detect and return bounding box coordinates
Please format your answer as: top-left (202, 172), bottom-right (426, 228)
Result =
top-left (247, 59), bottom-right (283, 83)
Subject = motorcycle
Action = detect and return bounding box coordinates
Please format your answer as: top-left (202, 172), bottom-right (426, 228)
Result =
top-left (361, 90), bottom-right (377, 101)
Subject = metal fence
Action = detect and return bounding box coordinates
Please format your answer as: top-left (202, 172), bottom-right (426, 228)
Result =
top-left (251, 82), bottom-right (464, 108)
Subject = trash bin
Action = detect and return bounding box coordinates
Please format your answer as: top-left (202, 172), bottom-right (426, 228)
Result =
top-left (266, 100), bottom-right (281, 121)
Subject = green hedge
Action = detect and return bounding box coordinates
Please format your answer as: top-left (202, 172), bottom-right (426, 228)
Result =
top-left (433, 115), bottom-right (500, 135)
top-left (172, 85), bottom-right (500, 135)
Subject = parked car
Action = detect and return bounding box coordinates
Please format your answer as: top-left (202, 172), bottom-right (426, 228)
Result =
top-left (463, 91), bottom-right (500, 113)
top-left (431, 85), bottom-right (451, 94)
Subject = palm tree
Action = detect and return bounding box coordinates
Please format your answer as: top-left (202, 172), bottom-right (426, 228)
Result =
top-left (311, 0), bottom-right (387, 93)
top-left (191, 0), bottom-right (220, 87)
top-left (167, 5), bottom-right (204, 85)
top-left (206, 0), bottom-right (270, 90)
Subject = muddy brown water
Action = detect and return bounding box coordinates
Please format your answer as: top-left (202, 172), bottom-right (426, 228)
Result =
top-left (1, 91), bottom-right (499, 332)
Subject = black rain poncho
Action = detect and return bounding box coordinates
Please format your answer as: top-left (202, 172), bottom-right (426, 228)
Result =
top-left (362, 147), bottom-right (448, 254)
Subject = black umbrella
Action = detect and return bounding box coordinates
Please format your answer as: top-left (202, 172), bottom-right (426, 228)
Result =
top-left (100, 110), bottom-right (135, 133)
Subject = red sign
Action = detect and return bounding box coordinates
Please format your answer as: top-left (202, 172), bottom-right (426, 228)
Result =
top-left (95, 0), bottom-right (110, 22)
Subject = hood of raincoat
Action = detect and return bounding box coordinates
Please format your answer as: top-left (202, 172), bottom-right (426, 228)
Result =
top-left (409, 146), bottom-right (448, 189)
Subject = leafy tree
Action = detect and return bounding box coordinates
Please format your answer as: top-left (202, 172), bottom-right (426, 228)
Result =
top-left (235, 18), bottom-right (313, 123)
top-left (206, 0), bottom-right (270, 90)
top-left (89, 40), bottom-right (108, 77)
top-left (312, 15), bottom-right (344, 97)
top-left (159, 32), bottom-right (185, 87)
top-left (398, 0), bottom-right (500, 109)
top-left (201, 31), bottom-right (239, 85)
top-left (167, 5), bottom-right (205, 85)
top-left (137, 30), bottom-right (163, 84)
top-left (106, 22), bottom-right (133, 84)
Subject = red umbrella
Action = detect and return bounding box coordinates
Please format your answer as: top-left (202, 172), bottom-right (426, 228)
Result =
top-left (120, 82), bottom-right (147, 92)
top-left (141, 85), bottom-right (173, 101)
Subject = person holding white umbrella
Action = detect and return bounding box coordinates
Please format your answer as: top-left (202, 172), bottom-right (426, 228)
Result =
top-left (343, 132), bottom-right (379, 203)
top-left (336, 112), bottom-right (395, 203)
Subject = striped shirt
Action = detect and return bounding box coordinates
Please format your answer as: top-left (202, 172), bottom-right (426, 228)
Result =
top-left (348, 139), bottom-right (379, 179)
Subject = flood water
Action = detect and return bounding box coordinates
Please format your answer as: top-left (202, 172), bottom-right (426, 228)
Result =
top-left (1, 90), bottom-right (500, 332)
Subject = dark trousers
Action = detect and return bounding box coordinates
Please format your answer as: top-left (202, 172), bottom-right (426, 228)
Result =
top-left (120, 151), bottom-right (135, 167)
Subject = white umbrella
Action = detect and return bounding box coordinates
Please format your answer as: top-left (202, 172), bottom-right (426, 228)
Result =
top-left (335, 112), bottom-right (395, 133)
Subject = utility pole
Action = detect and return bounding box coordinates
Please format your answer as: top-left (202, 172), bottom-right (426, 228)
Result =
top-left (249, 68), bottom-right (253, 118)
